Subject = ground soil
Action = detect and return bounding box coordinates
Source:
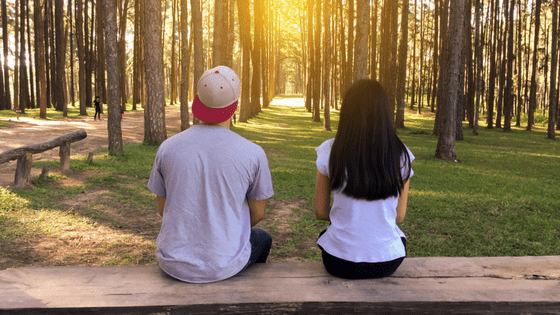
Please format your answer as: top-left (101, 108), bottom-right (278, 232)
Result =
top-left (0, 107), bottom-right (310, 269)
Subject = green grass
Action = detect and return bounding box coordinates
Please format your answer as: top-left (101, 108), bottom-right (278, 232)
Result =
top-left (1, 98), bottom-right (559, 264)
top-left (232, 98), bottom-right (560, 258)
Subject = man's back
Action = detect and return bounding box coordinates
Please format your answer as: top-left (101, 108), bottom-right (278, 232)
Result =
top-left (148, 125), bottom-right (273, 283)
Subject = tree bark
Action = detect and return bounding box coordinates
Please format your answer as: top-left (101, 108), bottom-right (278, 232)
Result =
top-left (251, 0), bottom-right (263, 118)
top-left (104, 0), bottom-right (124, 155)
top-left (503, 0), bottom-right (515, 132)
top-left (1, 0), bottom-right (11, 110)
top-left (213, 0), bottom-right (228, 67)
top-left (33, 0), bottom-right (47, 119)
top-left (549, 0), bottom-right (558, 139)
top-left (435, 0), bottom-right (464, 162)
top-left (354, 0), bottom-right (369, 81)
top-left (180, 0), bottom-right (191, 131)
top-left (323, 0), bottom-right (331, 131)
top-left (312, 0), bottom-right (321, 123)
top-left (55, 0), bottom-right (66, 115)
top-left (395, 0), bottom-right (409, 129)
top-left (191, 0), bottom-right (203, 125)
top-left (143, 0), bottom-right (167, 144)
top-left (527, 0), bottom-right (541, 131)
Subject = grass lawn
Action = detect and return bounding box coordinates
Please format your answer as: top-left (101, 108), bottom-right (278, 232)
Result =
top-left (1, 98), bottom-right (559, 268)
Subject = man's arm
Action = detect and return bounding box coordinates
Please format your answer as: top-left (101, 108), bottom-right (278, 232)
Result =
top-left (157, 196), bottom-right (166, 217)
top-left (248, 198), bottom-right (268, 227)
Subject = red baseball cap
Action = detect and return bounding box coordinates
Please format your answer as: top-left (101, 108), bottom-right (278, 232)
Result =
top-left (192, 66), bottom-right (240, 123)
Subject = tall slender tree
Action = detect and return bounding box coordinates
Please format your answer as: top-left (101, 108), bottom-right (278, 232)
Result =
top-left (54, 0), bottom-right (66, 115)
top-left (34, 0), bottom-right (47, 118)
top-left (238, 0), bottom-right (251, 123)
top-left (549, 0), bottom-right (558, 139)
top-left (312, 0), bottom-right (321, 122)
top-left (503, 0), bottom-right (515, 131)
top-left (1, 0), bottom-right (11, 110)
top-left (191, 0), bottom-right (203, 125)
top-left (435, 0), bottom-right (464, 161)
top-left (104, 0), bottom-right (124, 155)
top-left (323, 0), bottom-right (331, 131)
top-left (143, 0), bottom-right (167, 144)
top-left (180, 0), bottom-right (191, 130)
top-left (395, 0), bottom-right (409, 129)
top-left (354, 0), bottom-right (369, 81)
top-left (528, 0), bottom-right (542, 131)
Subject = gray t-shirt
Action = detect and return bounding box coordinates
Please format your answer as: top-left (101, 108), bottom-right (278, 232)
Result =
top-left (148, 125), bottom-right (274, 283)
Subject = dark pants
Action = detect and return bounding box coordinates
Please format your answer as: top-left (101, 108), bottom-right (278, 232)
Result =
top-left (240, 227), bottom-right (272, 272)
top-left (94, 107), bottom-right (101, 119)
top-left (318, 229), bottom-right (406, 279)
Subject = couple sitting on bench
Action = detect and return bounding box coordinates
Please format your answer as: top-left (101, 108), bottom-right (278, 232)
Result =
top-left (148, 66), bottom-right (414, 283)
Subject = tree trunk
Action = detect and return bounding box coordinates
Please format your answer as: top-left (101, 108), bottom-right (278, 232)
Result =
top-left (305, 0), bottom-right (314, 113)
top-left (96, 0), bottom-right (107, 108)
top-left (354, 0), bottom-right (369, 81)
top-left (486, 0), bottom-right (499, 128)
top-left (323, 0), bottom-right (331, 131)
top-left (1, 0), bottom-right (11, 110)
top-left (238, 0), bottom-right (251, 123)
top-left (549, 0), bottom-right (558, 139)
top-left (180, 0), bottom-right (191, 131)
top-left (33, 0), bottom-right (47, 119)
top-left (252, 0), bottom-right (263, 117)
top-left (345, 0), bottom-right (354, 90)
top-left (474, 0), bottom-right (483, 135)
top-left (213, 0), bottom-right (228, 67)
top-left (191, 0), bottom-right (203, 125)
top-left (434, 0), bottom-right (449, 136)
top-left (55, 0), bottom-right (66, 115)
top-left (312, 0), bottom-right (321, 123)
top-left (429, 0), bottom-right (439, 113)
top-left (395, 0), bottom-right (409, 129)
top-left (119, 0), bottom-right (130, 108)
top-left (19, 0), bottom-right (30, 113)
top-left (133, 0), bottom-right (141, 109)
top-left (77, 0), bottom-right (87, 115)
top-left (503, 0), bottom-right (515, 132)
top-left (435, 0), bottom-right (464, 162)
top-left (528, 0), bottom-right (541, 131)
top-left (371, 0), bottom-right (378, 81)
top-left (104, 0), bottom-right (124, 155)
top-left (26, 0), bottom-right (35, 109)
top-left (143, 0), bottom-right (167, 144)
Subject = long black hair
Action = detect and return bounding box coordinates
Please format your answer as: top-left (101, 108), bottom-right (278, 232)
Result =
top-left (329, 79), bottom-right (411, 200)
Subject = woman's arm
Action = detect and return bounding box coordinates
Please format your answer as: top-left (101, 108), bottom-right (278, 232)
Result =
top-left (314, 170), bottom-right (331, 221)
top-left (396, 180), bottom-right (410, 223)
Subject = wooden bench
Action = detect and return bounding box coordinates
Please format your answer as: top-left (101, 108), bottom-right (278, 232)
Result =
top-left (1, 256), bottom-right (559, 314)
top-left (0, 130), bottom-right (87, 188)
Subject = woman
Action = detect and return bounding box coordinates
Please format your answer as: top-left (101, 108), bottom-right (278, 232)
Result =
top-left (314, 79), bottom-right (414, 279)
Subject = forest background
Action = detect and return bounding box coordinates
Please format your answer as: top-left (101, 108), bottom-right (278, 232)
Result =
top-left (0, 0), bottom-right (559, 156)
top-left (1, 0), bottom-right (559, 268)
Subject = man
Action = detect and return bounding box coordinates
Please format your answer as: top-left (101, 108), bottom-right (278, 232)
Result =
top-left (148, 66), bottom-right (274, 283)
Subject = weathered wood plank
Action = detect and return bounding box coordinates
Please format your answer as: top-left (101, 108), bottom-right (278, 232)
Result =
top-left (0, 258), bottom-right (559, 311)
top-left (0, 130), bottom-right (87, 164)
top-left (14, 153), bottom-right (32, 187)
top-left (2, 302), bottom-right (560, 315)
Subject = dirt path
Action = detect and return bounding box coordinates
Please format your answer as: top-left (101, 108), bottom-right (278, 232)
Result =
top-left (0, 105), bottom-right (314, 267)
top-left (0, 106), bottom-right (183, 187)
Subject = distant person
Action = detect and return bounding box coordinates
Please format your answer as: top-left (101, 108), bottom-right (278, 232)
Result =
top-left (314, 79), bottom-right (414, 279)
top-left (93, 96), bottom-right (101, 121)
top-left (148, 66), bottom-right (274, 283)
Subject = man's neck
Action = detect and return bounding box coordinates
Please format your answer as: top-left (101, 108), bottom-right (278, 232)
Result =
top-left (201, 120), bottom-right (231, 129)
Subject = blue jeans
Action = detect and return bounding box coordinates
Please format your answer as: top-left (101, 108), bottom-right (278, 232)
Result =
top-left (240, 227), bottom-right (272, 272)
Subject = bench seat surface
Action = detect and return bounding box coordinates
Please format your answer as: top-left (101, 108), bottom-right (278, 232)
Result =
top-left (1, 256), bottom-right (559, 310)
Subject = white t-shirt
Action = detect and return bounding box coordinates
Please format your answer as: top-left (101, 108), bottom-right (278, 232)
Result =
top-left (315, 138), bottom-right (414, 263)
top-left (148, 125), bottom-right (274, 283)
